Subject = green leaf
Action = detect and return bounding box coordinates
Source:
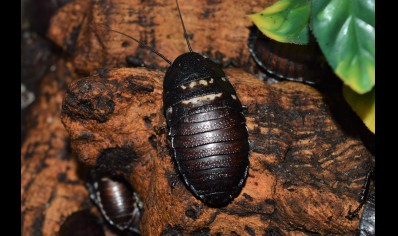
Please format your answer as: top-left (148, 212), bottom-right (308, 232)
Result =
top-left (343, 85), bottom-right (375, 133)
top-left (311, 0), bottom-right (375, 94)
top-left (247, 0), bottom-right (310, 44)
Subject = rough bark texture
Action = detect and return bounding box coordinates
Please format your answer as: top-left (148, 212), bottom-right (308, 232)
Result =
top-left (21, 59), bottom-right (90, 236)
top-left (60, 67), bottom-right (373, 235)
top-left (21, 30), bottom-right (57, 141)
top-left (47, 0), bottom-right (269, 74)
top-left (21, 0), bottom-right (374, 235)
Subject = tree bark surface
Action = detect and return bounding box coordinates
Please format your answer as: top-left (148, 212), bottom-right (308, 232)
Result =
top-left (21, 59), bottom-right (92, 236)
top-left (48, 0), bottom-right (269, 74)
top-left (60, 67), bottom-right (373, 235)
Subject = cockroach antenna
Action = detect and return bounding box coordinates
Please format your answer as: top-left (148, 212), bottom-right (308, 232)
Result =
top-left (97, 25), bottom-right (172, 65)
top-left (176, 0), bottom-right (193, 52)
top-left (110, 29), bottom-right (172, 64)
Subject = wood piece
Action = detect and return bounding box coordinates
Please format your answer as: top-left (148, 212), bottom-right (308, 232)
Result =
top-left (61, 67), bottom-right (373, 235)
top-left (48, 0), bottom-right (269, 74)
top-left (21, 59), bottom-right (90, 236)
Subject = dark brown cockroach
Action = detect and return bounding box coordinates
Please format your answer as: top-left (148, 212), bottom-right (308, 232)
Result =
top-left (162, 0), bottom-right (249, 207)
top-left (247, 26), bottom-right (331, 85)
top-left (346, 169), bottom-right (375, 236)
top-left (105, 0), bottom-right (249, 207)
top-left (87, 175), bottom-right (142, 234)
top-left (359, 188), bottom-right (375, 236)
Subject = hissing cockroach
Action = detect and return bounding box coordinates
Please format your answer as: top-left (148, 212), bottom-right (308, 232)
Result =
top-left (106, 0), bottom-right (250, 207)
top-left (87, 175), bottom-right (142, 233)
top-left (162, 0), bottom-right (249, 207)
top-left (247, 27), bottom-right (329, 85)
top-left (359, 188), bottom-right (375, 236)
top-left (346, 169), bottom-right (375, 236)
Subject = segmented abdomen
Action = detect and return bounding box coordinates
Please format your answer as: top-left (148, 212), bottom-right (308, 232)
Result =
top-left (247, 27), bottom-right (326, 84)
top-left (92, 177), bottom-right (142, 232)
top-left (164, 75), bottom-right (249, 206)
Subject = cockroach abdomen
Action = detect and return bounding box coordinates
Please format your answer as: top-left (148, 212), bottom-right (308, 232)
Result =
top-left (163, 52), bottom-right (250, 207)
top-left (87, 176), bottom-right (142, 233)
top-left (247, 26), bottom-right (330, 85)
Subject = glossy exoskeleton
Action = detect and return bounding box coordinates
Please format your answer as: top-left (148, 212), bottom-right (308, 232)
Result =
top-left (161, 1), bottom-right (249, 207)
top-left (163, 52), bottom-right (250, 207)
top-left (359, 187), bottom-right (375, 236)
top-left (87, 175), bottom-right (142, 234)
top-left (345, 169), bottom-right (375, 236)
top-left (247, 27), bottom-right (330, 85)
top-left (106, 0), bottom-right (250, 207)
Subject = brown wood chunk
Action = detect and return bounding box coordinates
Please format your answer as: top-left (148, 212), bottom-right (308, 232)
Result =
top-left (59, 67), bottom-right (373, 235)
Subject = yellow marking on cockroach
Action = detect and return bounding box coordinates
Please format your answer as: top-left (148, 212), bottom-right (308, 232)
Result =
top-left (199, 80), bottom-right (208, 86)
top-left (189, 81), bottom-right (197, 88)
top-left (182, 93), bottom-right (223, 104)
top-left (182, 78), bottom-right (214, 89)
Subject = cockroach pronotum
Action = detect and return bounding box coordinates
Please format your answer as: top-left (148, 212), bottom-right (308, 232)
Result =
top-left (87, 175), bottom-right (142, 234)
top-left (105, 0), bottom-right (250, 207)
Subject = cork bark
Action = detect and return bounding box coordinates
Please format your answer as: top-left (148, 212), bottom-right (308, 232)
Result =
top-left (21, 0), bottom-right (374, 235)
top-left (21, 59), bottom-right (91, 236)
top-left (60, 67), bottom-right (373, 235)
top-left (47, 0), bottom-right (269, 74)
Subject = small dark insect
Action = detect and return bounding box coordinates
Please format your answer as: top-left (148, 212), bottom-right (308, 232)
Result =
top-left (247, 26), bottom-right (330, 85)
top-left (58, 210), bottom-right (105, 236)
top-left (87, 175), bottom-right (142, 234)
top-left (346, 169), bottom-right (375, 220)
top-left (359, 187), bottom-right (375, 236)
top-left (345, 169), bottom-right (375, 236)
top-left (163, 0), bottom-right (250, 207)
top-left (105, 0), bottom-right (250, 207)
